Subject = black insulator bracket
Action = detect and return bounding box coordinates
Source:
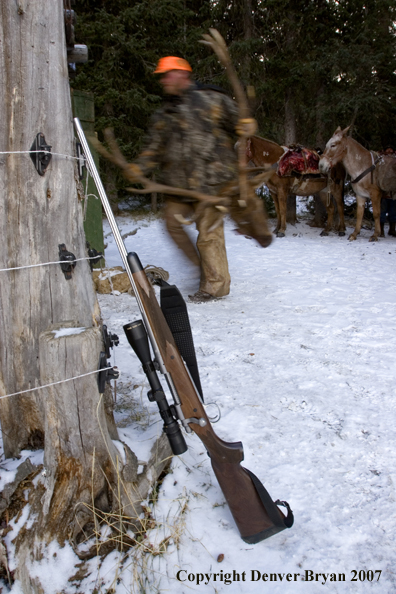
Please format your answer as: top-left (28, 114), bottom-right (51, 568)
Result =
top-left (87, 242), bottom-right (104, 270)
top-left (102, 325), bottom-right (119, 358)
top-left (29, 133), bottom-right (52, 176)
top-left (58, 243), bottom-right (76, 280)
top-left (76, 141), bottom-right (85, 180)
top-left (98, 351), bottom-right (119, 393)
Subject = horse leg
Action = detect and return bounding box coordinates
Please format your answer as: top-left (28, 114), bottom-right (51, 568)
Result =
top-left (334, 184), bottom-right (346, 236)
top-left (369, 187), bottom-right (382, 242)
top-left (348, 196), bottom-right (365, 240)
top-left (276, 188), bottom-right (288, 237)
top-left (271, 192), bottom-right (280, 234)
top-left (320, 191), bottom-right (333, 236)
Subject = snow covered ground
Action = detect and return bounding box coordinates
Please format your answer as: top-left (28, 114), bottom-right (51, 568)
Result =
top-left (3, 202), bottom-right (396, 593)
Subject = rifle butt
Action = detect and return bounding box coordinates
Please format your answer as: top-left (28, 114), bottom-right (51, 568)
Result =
top-left (211, 460), bottom-right (293, 544)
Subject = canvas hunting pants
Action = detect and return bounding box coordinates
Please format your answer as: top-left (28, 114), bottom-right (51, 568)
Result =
top-left (164, 199), bottom-right (231, 297)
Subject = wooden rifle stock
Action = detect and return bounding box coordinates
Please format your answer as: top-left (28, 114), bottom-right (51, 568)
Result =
top-left (127, 253), bottom-right (293, 543)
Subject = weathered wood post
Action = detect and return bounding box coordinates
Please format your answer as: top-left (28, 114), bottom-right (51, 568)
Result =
top-left (0, 3), bottom-right (170, 591)
top-left (0, 0), bottom-right (103, 459)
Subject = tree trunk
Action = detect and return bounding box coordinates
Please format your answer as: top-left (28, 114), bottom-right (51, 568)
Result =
top-left (283, 2), bottom-right (297, 147)
top-left (0, 3), bottom-right (170, 590)
top-left (282, 5), bottom-right (298, 225)
top-left (151, 191), bottom-right (158, 213)
top-left (241, 0), bottom-right (253, 86)
top-left (287, 194), bottom-right (297, 225)
top-left (313, 194), bottom-right (328, 227)
top-left (284, 91), bottom-right (297, 223)
top-left (284, 88), bottom-right (297, 145)
top-left (315, 83), bottom-right (326, 149)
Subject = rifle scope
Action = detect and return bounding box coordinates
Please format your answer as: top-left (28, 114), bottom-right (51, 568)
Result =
top-left (124, 320), bottom-right (187, 456)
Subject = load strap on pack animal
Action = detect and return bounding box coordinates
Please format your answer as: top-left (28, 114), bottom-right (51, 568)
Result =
top-left (350, 152), bottom-right (383, 184)
top-left (278, 145), bottom-right (321, 177)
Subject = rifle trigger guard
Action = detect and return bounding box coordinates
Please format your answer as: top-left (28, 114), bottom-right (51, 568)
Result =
top-left (185, 417), bottom-right (207, 428)
top-left (203, 402), bottom-right (221, 423)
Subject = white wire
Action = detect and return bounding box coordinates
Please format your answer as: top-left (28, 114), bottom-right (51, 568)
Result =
top-left (0, 148), bottom-right (117, 401)
top-left (0, 149), bottom-right (103, 272)
top-left (0, 149), bottom-right (79, 161)
top-left (0, 255), bottom-right (101, 273)
top-left (0, 366), bottom-right (117, 401)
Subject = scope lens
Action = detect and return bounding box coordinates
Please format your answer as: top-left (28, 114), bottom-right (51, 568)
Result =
top-left (164, 421), bottom-right (187, 455)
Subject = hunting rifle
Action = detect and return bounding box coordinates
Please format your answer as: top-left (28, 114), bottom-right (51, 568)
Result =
top-left (74, 117), bottom-right (293, 544)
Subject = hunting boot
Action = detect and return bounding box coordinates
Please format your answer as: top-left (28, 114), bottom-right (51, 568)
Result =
top-left (380, 222), bottom-right (385, 237)
top-left (389, 221), bottom-right (396, 236)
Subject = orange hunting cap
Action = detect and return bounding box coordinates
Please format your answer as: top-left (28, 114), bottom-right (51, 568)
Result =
top-left (154, 56), bottom-right (192, 74)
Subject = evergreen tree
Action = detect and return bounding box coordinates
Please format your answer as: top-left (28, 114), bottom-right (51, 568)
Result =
top-left (328, 0), bottom-right (396, 149)
top-left (73, 0), bottom-right (396, 198)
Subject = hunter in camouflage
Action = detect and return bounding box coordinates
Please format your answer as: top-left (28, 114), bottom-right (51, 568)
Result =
top-left (135, 84), bottom-right (239, 195)
top-left (130, 57), bottom-right (258, 302)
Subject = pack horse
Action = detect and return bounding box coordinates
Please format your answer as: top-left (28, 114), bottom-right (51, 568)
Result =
top-left (247, 136), bottom-right (346, 237)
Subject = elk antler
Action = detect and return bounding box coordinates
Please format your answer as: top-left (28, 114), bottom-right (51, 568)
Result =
top-left (200, 29), bottom-right (252, 206)
top-left (88, 129), bottom-right (231, 212)
top-left (201, 29), bottom-right (250, 120)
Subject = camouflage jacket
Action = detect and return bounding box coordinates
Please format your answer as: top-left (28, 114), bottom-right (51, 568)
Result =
top-left (135, 83), bottom-right (239, 198)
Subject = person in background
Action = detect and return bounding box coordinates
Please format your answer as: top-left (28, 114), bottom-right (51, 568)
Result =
top-left (128, 56), bottom-right (256, 303)
top-left (380, 148), bottom-right (396, 237)
top-left (380, 191), bottom-right (396, 237)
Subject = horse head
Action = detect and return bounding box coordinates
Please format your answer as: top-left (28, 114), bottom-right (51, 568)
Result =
top-left (319, 125), bottom-right (351, 174)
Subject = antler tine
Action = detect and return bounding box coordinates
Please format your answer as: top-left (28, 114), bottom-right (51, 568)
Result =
top-left (87, 135), bottom-right (114, 162)
top-left (208, 214), bottom-right (225, 233)
top-left (209, 29), bottom-right (230, 64)
top-left (174, 214), bottom-right (194, 226)
top-left (208, 28), bottom-right (229, 52)
top-left (200, 34), bottom-right (213, 44)
top-left (100, 128), bottom-right (148, 184)
top-left (202, 36), bottom-right (229, 66)
top-left (174, 207), bottom-right (225, 231)
top-left (249, 170), bottom-right (275, 189)
top-left (103, 128), bottom-right (129, 167)
top-left (88, 130), bottom-right (135, 182)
